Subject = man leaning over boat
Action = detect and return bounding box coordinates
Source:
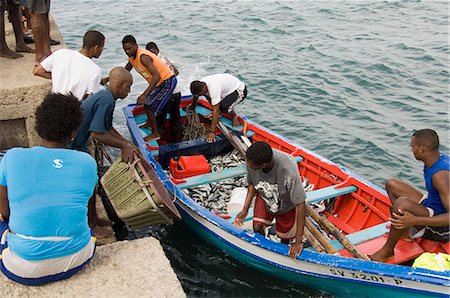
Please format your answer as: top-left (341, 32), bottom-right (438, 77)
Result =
top-left (68, 67), bottom-right (138, 238)
top-left (234, 141), bottom-right (306, 259)
top-left (370, 129), bottom-right (450, 262)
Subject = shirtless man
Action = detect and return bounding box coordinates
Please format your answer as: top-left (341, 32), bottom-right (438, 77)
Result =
top-left (370, 129), bottom-right (450, 262)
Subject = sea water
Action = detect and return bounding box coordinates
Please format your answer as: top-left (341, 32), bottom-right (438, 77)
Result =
top-left (52, 1), bottom-right (449, 296)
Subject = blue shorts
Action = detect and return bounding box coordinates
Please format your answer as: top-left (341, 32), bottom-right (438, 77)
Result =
top-left (144, 76), bottom-right (177, 113)
top-left (0, 221), bottom-right (95, 286)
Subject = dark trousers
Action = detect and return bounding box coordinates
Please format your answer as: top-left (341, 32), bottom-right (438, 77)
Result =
top-left (156, 92), bottom-right (182, 143)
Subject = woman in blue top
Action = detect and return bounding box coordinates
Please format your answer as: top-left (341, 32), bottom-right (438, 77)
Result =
top-left (0, 93), bottom-right (98, 286)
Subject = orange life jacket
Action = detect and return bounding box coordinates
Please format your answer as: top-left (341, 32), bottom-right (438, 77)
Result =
top-left (129, 48), bottom-right (173, 86)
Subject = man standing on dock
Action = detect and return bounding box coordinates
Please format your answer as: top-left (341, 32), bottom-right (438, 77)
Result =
top-left (33, 30), bottom-right (104, 101)
top-left (69, 67), bottom-right (137, 238)
top-left (234, 141), bottom-right (306, 259)
top-left (370, 129), bottom-right (449, 262)
top-left (121, 35), bottom-right (176, 142)
top-left (0, 0), bottom-right (35, 59)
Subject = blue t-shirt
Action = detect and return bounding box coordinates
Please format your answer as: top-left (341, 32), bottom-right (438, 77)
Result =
top-left (0, 147), bottom-right (98, 261)
top-left (69, 88), bottom-right (116, 152)
top-left (422, 153), bottom-right (450, 216)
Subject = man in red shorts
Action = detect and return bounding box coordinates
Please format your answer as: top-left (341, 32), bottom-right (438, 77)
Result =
top-left (234, 141), bottom-right (306, 258)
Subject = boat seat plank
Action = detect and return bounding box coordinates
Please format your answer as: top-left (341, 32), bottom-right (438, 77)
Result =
top-left (135, 114), bottom-right (160, 150)
top-left (179, 106), bottom-right (255, 137)
top-left (177, 165), bottom-right (247, 189)
top-left (177, 156), bottom-right (303, 189)
top-left (338, 236), bottom-right (424, 264)
top-left (305, 185), bottom-right (357, 204)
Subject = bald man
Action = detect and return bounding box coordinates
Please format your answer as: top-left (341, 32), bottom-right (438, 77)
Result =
top-left (70, 67), bottom-right (136, 161)
top-left (69, 67), bottom-right (137, 237)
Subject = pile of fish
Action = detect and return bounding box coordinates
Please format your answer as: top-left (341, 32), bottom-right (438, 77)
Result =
top-left (184, 150), bottom-right (316, 214)
top-left (185, 150), bottom-right (247, 213)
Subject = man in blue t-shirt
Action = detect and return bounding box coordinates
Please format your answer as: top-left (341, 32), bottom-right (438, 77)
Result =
top-left (370, 129), bottom-right (449, 262)
top-left (69, 67), bottom-right (137, 238)
top-left (70, 67), bottom-right (136, 161)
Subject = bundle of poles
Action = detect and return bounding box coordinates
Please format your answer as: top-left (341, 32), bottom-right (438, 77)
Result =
top-left (218, 121), bottom-right (369, 260)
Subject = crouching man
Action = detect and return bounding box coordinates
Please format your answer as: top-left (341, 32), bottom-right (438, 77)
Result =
top-left (234, 141), bottom-right (306, 259)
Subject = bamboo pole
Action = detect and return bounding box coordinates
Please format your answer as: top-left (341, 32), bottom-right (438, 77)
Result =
top-left (305, 216), bottom-right (339, 255)
top-left (303, 226), bottom-right (326, 253)
top-left (305, 204), bottom-right (369, 260)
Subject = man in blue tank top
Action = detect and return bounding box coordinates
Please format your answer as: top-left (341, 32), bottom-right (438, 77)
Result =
top-left (370, 129), bottom-right (449, 262)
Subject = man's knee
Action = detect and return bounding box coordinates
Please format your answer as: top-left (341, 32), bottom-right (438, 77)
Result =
top-left (385, 178), bottom-right (401, 193)
top-left (392, 196), bottom-right (416, 211)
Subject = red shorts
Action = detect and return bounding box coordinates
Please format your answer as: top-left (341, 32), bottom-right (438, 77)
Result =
top-left (253, 194), bottom-right (297, 240)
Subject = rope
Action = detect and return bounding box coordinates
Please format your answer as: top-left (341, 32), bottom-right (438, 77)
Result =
top-left (182, 105), bottom-right (207, 140)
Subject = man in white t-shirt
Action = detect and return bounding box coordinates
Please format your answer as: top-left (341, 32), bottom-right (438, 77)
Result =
top-left (190, 73), bottom-right (247, 142)
top-left (33, 30), bottom-right (105, 101)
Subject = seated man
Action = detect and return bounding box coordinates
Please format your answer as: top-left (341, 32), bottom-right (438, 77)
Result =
top-left (0, 93), bottom-right (97, 285)
top-left (370, 129), bottom-right (449, 262)
top-left (190, 74), bottom-right (247, 143)
top-left (233, 141), bottom-right (306, 259)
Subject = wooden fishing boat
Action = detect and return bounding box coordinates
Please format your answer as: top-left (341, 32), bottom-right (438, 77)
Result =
top-left (123, 96), bottom-right (449, 297)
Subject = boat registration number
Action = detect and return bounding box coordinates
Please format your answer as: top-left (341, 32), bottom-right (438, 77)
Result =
top-left (329, 268), bottom-right (403, 285)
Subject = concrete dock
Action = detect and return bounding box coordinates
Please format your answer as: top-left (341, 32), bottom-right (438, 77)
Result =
top-left (0, 14), bottom-right (184, 297)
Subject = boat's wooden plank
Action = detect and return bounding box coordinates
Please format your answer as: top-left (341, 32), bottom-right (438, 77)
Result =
top-left (307, 222), bottom-right (389, 251)
top-left (338, 236), bottom-right (424, 264)
top-left (177, 156), bottom-right (303, 189)
top-left (305, 185), bottom-right (357, 204)
top-left (177, 165), bottom-right (247, 189)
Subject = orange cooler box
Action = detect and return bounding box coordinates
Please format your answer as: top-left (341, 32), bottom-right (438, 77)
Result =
top-left (170, 155), bottom-right (210, 179)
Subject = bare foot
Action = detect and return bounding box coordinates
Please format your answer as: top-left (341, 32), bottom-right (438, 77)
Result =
top-left (144, 133), bottom-right (160, 142)
top-left (92, 225), bottom-right (114, 238)
top-left (16, 45), bottom-right (35, 53)
top-left (139, 122), bottom-right (151, 129)
top-left (232, 117), bottom-right (240, 127)
top-left (0, 49), bottom-right (23, 59)
top-left (369, 247), bottom-right (394, 262)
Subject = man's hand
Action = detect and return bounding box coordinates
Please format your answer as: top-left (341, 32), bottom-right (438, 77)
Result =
top-left (391, 209), bottom-right (416, 230)
top-left (233, 210), bottom-right (248, 228)
top-left (137, 93), bottom-right (147, 105)
top-left (121, 143), bottom-right (135, 163)
top-left (288, 242), bottom-right (303, 259)
top-left (207, 131), bottom-right (216, 143)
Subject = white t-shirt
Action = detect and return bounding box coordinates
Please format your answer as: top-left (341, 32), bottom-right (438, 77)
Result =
top-left (40, 49), bottom-right (102, 101)
top-left (201, 74), bottom-right (245, 106)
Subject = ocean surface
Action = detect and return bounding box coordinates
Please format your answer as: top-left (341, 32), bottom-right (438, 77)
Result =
top-left (52, 1), bottom-right (449, 297)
